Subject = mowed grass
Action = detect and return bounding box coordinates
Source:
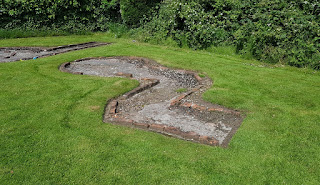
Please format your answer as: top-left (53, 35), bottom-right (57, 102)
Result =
top-left (0, 34), bottom-right (320, 184)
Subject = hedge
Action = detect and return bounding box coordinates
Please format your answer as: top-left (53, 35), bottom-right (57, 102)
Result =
top-left (139, 0), bottom-right (320, 69)
top-left (120, 0), bottom-right (161, 27)
top-left (0, 0), bottom-right (121, 31)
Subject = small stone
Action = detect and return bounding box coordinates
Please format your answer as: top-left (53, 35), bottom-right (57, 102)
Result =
top-left (110, 100), bottom-right (118, 107)
top-left (181, 131), bottom-right (199, 140)
top-left (199, 135), bottom-right (209, 142)
top-left (164, 126), bottom-right (181, 135)
top-left (194, 74), bottom-right (202, 82)
top-left (115, 72), bottom-right (133, 78)
top-left (208, 108), bottom-right (224, 112)
top-left (150, 124), bottom-right (165, 132)
top-left (181, 102), bottom-right (192, 108)
top-left (199, 135), bottom-right (219, 146)
top-left (133, 123), bottom-right (150, 129)
top-left (191, 104), bottom-right (206, 111)
top-left (109, 108), bottom-right (116, 114)
top-left (115, 118), bottom-right (133, 126)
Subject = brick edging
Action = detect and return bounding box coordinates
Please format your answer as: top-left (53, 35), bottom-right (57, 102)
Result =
top-left (59, 57), bottom-right (242, 147)
top-left (99, 58), bottom-right (220, 146)
top-left (2, 42), bottom-right (110, 62)
top-left (106, 117), bottom-right (219, 146)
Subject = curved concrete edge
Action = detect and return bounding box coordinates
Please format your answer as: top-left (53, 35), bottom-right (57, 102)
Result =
top-left (59, 56), bottom-right (243, 147)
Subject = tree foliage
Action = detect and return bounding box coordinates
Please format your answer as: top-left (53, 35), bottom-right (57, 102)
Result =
top-left (120, 0), bottom-right (161, 27)
top-left (1, 0), bottom-right (319, 69)
top-left (0, 0), bottom-right (121, 31)
top-left (139, 0), bottom-right (320, 69)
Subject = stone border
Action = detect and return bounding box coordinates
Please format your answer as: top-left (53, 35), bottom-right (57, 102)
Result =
top-left (170, 92), bottom-right (241, 116)
top-left (1, 42), bottom-right (110, 62)
top-left (59, 57), bottom-right (242, 147)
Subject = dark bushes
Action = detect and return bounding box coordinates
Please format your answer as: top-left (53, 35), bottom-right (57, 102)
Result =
top-left (0, 0), bottom-right (121, 32)
top-left (1, 0), bottom-right (319, 69)
top-left (138, 0), bottom-right (320, 69)
top-left (0, 0), bottom-right (160, 31)
top-left (120, 0), bottom-right (161, 27)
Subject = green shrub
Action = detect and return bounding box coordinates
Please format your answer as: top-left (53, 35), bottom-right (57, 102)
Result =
top-left (138, 0), bottom-right (240, 48)
top-left (137, 0), bottom-right (320, 69)
top-left (0, 0), bottom-right (122, 32)
top-left (234, 0), bottom-right (320, 68)
top-left (1, 0), bottom-right (319, 70)
top-left (120, 0), bottom-right (161, 27)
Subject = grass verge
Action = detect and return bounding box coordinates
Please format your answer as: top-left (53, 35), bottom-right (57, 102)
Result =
top-left (0, 34), bottom-right (319, 184)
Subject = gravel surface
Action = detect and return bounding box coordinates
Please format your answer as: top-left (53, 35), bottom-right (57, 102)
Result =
top-left (0, 42), bottom-right (108, 63)
top-left (66, 58), bottom-right (242, 145)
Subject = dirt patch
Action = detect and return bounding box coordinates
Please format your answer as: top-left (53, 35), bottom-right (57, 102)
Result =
top-left (60, 57), bottom-right (243, 147)
top-left (0, 42), bottom-right (109, 63)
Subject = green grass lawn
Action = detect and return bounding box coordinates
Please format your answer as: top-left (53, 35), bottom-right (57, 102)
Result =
top-left (1, 34), bottom-right (319, 184)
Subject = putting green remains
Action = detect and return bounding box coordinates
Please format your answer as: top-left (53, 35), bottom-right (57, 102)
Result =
top-left (1, 35), bottom-right (319, 184)
top-left (60, 57), bottom-right (242, 147)
top-left (0, 42), bottom-right (108, 63)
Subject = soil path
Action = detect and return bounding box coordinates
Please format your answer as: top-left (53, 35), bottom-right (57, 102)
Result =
top-left (61, 57), bottom-right (243, 147)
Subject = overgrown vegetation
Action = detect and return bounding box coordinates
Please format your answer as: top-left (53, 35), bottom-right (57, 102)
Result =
top-left (1, 0), bottom-right (319, 69)
top-left (120, 0), bottom-right (161, 27)
top-left (137, 0), bottom-right (320, 69)
top-left (0, 0), bottom-right (121, 32)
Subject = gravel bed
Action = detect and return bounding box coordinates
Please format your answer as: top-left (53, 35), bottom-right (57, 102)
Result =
top-left (0, 42), bottom-right (108, 63)
top-left (65, 57), bottom-right (242, 146)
